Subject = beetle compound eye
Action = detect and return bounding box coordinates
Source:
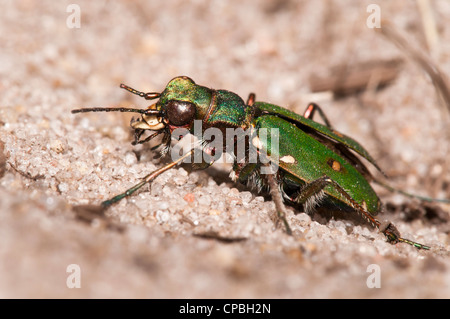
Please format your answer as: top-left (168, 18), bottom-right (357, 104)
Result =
top-left (166, 100), bottom-right (196, 126)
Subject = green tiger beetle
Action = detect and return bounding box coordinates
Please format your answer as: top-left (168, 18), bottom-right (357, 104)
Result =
top-left (72, 76), bottom-right (450, 250)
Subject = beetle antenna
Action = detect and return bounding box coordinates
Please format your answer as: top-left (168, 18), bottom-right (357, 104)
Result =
top-left (71, 107), bottom-right (160, 115)
top-left (120, 83), bottom-right (161, 100)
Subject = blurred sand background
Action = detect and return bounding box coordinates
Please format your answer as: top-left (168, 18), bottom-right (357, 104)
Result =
top-left (0, 0), bottom-right (449, 298)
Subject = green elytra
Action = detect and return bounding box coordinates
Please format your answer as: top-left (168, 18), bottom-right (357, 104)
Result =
top-left (72, 76), bottom-right (450, 250)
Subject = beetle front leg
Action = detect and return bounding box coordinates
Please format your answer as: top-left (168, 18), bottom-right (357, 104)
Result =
top-left (101, 149), bottom-right (194, 208)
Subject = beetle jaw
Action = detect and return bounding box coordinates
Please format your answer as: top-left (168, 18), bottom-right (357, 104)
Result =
top-left (130, 103), bottom-right (165, 131)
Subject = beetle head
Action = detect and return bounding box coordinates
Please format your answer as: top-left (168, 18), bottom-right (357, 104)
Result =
top-left (126, 77), bottom-right (200, 139)
top-left (72, 76), bottom-right (203, 150)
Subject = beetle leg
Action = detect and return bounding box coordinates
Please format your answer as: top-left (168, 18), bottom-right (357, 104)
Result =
top-left (294, 176), bottom-right (430, 249)
top-left (191, 145), bottom-right (216, 170)
top-left (295, 176), bottom-right (379, 226)
top-left (131, 127), bottom-right (145, 145)
top-left (303, 103), bottom-right (334, 129)
top-left (246, 93), bottom-right (256, 107)
top-left (159, 129), bottom-right (172, 157)
top-left (374, 178), bottom-right (450, 204)
top-left (265, 167), bottom-right (293, 235)
top-left (101, 149), bottom-right (194, 208)
top-left (132, 130), bottom-right (163, 145)
top-left (293, 176), bottom-right (328, 212)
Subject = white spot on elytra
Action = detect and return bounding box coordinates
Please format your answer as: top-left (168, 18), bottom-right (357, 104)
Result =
top-left (280, 155), bottom-right (296, 164)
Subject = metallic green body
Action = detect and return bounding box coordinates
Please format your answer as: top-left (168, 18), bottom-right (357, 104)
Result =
top-left (254, 102), bottom-right (383, 173)
top-left (157, 77), bottom-right (251, 129)
top-left (72, 76), bottom-right (438, 249)
top-left (255, 114), bottom-right (381, 215)
top-left (158, 77), bottom-right (382, 216)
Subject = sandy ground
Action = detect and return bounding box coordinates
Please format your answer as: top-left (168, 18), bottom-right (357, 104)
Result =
top-left (0, 0), bottom-right (449, 298)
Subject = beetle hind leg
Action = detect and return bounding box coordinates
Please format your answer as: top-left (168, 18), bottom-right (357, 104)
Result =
top-left (292, 176), bottom-right (431, 249)
top-left (291, 178), bottom-right (328, 215)
top-left (303, 102), bottom-right (334, 129)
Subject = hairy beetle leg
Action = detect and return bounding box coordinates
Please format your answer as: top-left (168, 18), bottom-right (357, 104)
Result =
top-left (293, 176), bottom-right (431, 249)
